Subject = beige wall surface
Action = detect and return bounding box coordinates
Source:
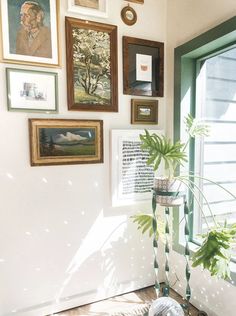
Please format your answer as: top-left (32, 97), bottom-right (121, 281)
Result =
top-left (166, 1), bottom-right (236, 315)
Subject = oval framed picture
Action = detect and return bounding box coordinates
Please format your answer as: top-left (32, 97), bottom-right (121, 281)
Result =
top-left (121, 5), bottom-right (137, 26)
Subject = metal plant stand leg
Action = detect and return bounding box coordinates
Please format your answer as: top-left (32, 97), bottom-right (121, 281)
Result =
top-left (163, 206), bottom-right (170, 296)
top-left (181, 200), bottom-right (191, 315)
top-left (152, 191), bottom-right (160, 296)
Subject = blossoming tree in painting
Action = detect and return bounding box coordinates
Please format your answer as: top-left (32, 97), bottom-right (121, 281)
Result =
top-left (72, 28), bottom-right (111, 105)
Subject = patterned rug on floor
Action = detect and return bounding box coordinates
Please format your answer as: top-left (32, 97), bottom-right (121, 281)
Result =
top-left (110, 303), bottom-right (150, 316)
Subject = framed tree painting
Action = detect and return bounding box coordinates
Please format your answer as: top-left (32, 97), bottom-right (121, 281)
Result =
top-left (68, 0), bottom-right (108, 18)
top-left (65, 17), bottom-right (118, 112)
top-left (123, 36), bottom-right (164, 97)
top-left (29, 119), bottom-right (103, 166)
top-left (0, 0), bottom-right (60, 67)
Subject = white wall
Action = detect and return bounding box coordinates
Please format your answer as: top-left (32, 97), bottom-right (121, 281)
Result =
top-left (166, 1), bottom-right (236, 315)
top-left (0, 1), bottom-right (167, 315)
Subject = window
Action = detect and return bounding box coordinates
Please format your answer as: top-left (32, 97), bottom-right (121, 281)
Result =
top-left (194, 48), bottom-right (236, 236)
top-left (174, 16), bottom-right (236, 268)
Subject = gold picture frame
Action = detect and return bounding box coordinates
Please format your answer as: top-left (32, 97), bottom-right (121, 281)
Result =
top-left (131, 99), bottom-right (158, 124)
top-left (121, 5), bottom-right (137, 26)
top-left (0, 0), bottom-right (60, 67)
top-left (29, 119), bottom-right (103, 166)
top-left (125, 0), bottom-right (144, 4)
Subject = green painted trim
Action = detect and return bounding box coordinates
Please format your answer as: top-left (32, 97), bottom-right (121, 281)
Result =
top-left (175, 16), bottom-right (236, 57)
top-left (173, 16), bottom-right (236, 285)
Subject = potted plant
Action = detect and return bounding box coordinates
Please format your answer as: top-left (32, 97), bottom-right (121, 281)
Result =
top-left (132, 114), bottom-right (236, 279)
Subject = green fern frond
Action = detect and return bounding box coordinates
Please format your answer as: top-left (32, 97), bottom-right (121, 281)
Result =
top-left (131, 213), bottom-right (164, 239)
top-left (139, 130), bottom-right (187, 174)
top-left (185, 113), bottom-right (210, 138)
top-left (192, 227), bottom-right (236, 279)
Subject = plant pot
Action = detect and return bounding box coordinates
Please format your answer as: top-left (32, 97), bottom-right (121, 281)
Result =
top-left (154, 177), bottom-right (185, 207)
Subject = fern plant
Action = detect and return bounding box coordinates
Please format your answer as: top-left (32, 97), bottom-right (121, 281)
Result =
top-left (131, 213), bottom-right (164, 240)
top-left (131, 114), bottom-right (236, 280)
top-left (140, 114), bottom-right (209, 178)
top-left (192, 225), bottom-right (236, 279)
top-left (140, 132), bottom-right (187, 177)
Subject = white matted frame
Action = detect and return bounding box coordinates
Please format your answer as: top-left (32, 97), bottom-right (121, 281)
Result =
top-left (68, 0), bottom-right (108, 18)
top-left (0, 0), bottom-right (60, 67)
top-left (6, 68), bottom-right (58, 113)
top-left (111, 129), bottom-right (163, 207)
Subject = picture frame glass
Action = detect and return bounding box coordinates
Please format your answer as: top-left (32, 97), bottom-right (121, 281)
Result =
top-left (73, 27), bottom-right (111, 105)
top-left (1, 0), bottom-right (59, 66)
top-left (68, 0), bottom-right (107, 17)
top-left (75, 0), bottom-right (99, 9)
top-left (6, 68), bottom-right (58, 113)
top-left (131, 99), bottom-right (158, 124)
top-left (129, 45), bottom-right (159, 94)
top-left (111, 129), bottom-right (163, 206)
top-left (123, 37), bottom-right (164, 97)
top-left (66, 18), bottom-right (118, 112)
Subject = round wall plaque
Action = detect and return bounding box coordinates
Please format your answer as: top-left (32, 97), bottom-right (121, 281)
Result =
top-left (121, 5), bottom-right (137, 26)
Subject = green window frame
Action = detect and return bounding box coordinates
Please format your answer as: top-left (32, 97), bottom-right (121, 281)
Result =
top-left (173, 16), bottom-right (236, 283)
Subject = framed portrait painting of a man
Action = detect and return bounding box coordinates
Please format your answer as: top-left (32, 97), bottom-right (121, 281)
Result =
top-left (0, 0), bottom-right (60, 67)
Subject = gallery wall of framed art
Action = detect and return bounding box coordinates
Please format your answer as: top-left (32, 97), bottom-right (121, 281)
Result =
top-left (0, 1), bottom-right (167, 316)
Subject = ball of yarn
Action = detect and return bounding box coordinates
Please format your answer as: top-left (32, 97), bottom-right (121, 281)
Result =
top-left (148, 297), bottom-right (184, 316)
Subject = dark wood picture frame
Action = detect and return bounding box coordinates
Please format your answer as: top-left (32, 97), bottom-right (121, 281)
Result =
top-left (123, 36), bottom-right (164, 97)
top-left (29, 119), bottom-right (103, 166)
top-left (65, 17), bottom-right (118, 112)
top-left (131, 99), bottom-right (158, 124)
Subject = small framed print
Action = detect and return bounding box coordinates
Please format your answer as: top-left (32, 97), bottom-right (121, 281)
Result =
top-left (29, 119), bottom-right (103, 166)
top-left (68, 0), bottom-right (108, 18)
top-left (131, 99), bottom-right (158, 124)
top-left (123, 36), bottom-right (164, 97)
top-left (0, 0), bottom-right (60, 67)
top-left (6, 68), bottom-right (58, 113)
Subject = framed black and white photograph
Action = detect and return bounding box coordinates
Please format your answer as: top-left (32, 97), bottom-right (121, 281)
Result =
top-left (6, 68), bottom-right (58, 113)
top-left (111, 129), bottom-right (163, 206)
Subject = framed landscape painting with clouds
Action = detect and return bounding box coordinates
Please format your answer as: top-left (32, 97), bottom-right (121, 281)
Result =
top-left (29, 119), bottom-right (103, 166)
